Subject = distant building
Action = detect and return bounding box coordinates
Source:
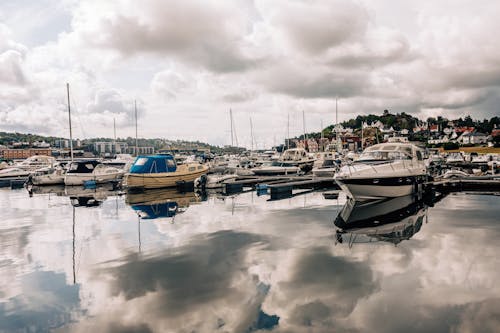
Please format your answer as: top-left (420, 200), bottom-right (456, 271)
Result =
top-left (127, 146), bottom-right (155, 155)
top-left (94, 141), bottom-right (128, 156)
top-left (460, 132), bottom-right (488, 145)
top-left (1, 148), bottom-right (52, 159)
top-left (454, 126), bottom-right (475, 134)
top-left (306, 139), bottom-right (319, 152)
top-left (428, 136), bottom-right (449, 145)
top-left (32, 140), bottom-right (51, 148)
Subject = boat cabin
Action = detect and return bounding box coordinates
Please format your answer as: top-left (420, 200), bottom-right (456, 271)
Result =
top-left (67, 160), bottom-right (101, 174)
top-left (129, 155), bottom-right (177, 174)
top-left (281, 148), bottom-right (309, 161)
top-left (358, 143), bottom-right (424, 162)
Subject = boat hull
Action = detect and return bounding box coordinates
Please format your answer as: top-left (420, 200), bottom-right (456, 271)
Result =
top-left (335, 175), bottom-right (426, 201)
top-left (124, 168), bottom-right (208, 189)
top-left (312, 168), bottom-right (336, 178)
top-left (64, 172), bottom-right (124, 186)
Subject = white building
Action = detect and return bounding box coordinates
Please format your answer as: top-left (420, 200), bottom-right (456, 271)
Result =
top-left (459, 132), bottom-right (488, 145)
top-left (94, 141), bottom-right (128, 155)
top-left (428, 136), bottom-right (449, 145)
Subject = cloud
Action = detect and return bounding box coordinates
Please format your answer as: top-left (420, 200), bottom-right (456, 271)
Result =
top-left (73, 0), bottom-right (259, 73)
top-left (2, 0), bottom-right (500, 145)
top-left (64, 230), bottom-right (277, 332)
top-left (256, 0), bottom-right (369, 54)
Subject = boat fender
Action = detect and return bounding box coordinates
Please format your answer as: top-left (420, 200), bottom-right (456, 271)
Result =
top-left (195, 174), bottom-right (207, 189)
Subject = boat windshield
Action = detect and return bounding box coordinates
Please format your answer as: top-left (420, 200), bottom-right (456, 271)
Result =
top-left (358, 150), bottom-right (411, 162)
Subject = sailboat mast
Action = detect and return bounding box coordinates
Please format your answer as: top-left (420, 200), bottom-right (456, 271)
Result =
top-left (113, 117), bottom-right (117, 154)
top-left (287, 112), bottom-right (290, 150)
top-left (302, 110), bottom-right (306, 150)
top-left (230, 109), bottom-right (234, 146)
top-left (66, 83), bottom-right (74, 162)
top-left (336, 98), bottom-right (338, 125)
top-left (134, 100), bottom-right (138, 156)
top-left (250, 116), bottom-right (254, 152)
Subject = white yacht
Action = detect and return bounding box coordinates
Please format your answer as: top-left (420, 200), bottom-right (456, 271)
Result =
top-left (312, 158), bottom-right (339, 178)
top-left (102, 154), bottom-right (135, 170)
top-left (27, 163), bottom-right (67, 185)
top-left (0, 155), bottom-right (57, 180)
top-left (0, 167), bottom-right (31, 179)
top-left (445, 152), bottom-right (465, 164)
top-left (252, 161), bottom-right (301, 176)
top-left (278, 148), bottom-right (315, 172)
top-left (16, 155), bottom-right (56, 171)
top-left (334, 143), bottom-right (427, 201)
top-left (64, 160), bottom-right (125, 186)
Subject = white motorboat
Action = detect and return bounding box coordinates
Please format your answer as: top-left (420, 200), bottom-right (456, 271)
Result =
top-left (0, 155), bottom-right (58, 181)
top-left (195, 174), bottom-right (238, 189)
top-left (0, 167), bottom-right (31, 179)
top-left (445, 152), bottom-right (464, 164)
top-left (252, 161), bottom-right (301, 176)
top-left (312, 158), bottom-right (339, 178)
top-left (278, 148), bottom-right (315, 172)
top-left (102, 154), bottom-right (135, 170)
top-left (64, 160), bottom-right (125, 186)
top-left (16, 155), bottom-right (56, 171)
top-left (334, 143), bottom-right (427, 201)
top-left (27, 164), bottom-right (66, 185)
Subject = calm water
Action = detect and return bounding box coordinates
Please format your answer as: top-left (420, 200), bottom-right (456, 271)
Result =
top-left (1, 186), bottom-right (499, 333)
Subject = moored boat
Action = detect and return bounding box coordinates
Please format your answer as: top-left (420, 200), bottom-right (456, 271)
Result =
top-left (252, 161), bottom-right (301, 176)
top-left (64, 160), bottom-right (125, 186)
top-left (278, 148), bottom-right (315, 172)
top-left (124, 154), bottom-right (209, 190)
top-left (334, 142), bottom-right (427, 201)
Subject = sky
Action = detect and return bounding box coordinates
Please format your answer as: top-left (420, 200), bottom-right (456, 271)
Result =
top-left (0, 0), bottom-right (499, 148)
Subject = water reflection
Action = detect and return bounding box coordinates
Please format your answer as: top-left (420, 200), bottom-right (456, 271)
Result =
top-left (334, 195), bottom-right (430, 246)
top-left (2, 189), bottom-right (500, 332)
top-left (28, 184), bottom-right (120, 207)
top-left (125, 188), bottom-right (201, 219)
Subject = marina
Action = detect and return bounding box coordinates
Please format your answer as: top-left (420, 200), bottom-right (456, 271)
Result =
top-left (2, 0), bottom-right (500, 330)
top-left (1, 180), bottom-right (499, 332)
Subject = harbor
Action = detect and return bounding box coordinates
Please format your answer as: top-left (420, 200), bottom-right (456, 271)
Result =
top-left (2, 0), bottom-right (500, 330)
top-left (1, 181), bottom-right (499, 332)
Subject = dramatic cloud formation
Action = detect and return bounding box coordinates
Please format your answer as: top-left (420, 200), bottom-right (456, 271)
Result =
top-left (0, 0), bottom-right (499, 146)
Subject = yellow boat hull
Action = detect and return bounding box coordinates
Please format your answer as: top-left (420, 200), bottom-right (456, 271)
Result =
top-left (124, 163), bottom-right (208, 189)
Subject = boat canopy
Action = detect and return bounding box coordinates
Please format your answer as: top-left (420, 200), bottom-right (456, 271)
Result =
top-left (67, 160), bottom-right (100, 174)
top-left (129, 155), bottom-right (177, 174)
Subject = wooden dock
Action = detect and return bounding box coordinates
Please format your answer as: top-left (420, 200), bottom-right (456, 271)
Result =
top-left (429, 176), bottom-right (500, 193)
top-left (222, 175), bottom-right (339, 199)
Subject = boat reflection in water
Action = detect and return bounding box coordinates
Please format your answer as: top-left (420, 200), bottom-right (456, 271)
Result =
top-left (334, 195), bottom-right (434, 246)
top-left (27, 183), bottom-right (121, 207)
top-left (126, 188), bottom-right (201, 219)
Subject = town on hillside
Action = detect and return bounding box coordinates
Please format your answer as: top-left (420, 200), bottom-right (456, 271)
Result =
top-left (1, 111), bottom-right (499, 160)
